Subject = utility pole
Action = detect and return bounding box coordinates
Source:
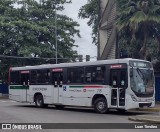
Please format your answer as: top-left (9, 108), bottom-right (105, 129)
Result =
top-left (55, 0), bottom-right (58, 64)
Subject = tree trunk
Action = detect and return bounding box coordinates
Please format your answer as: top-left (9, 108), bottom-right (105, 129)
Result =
top-left (140, 34), bottom-right (147, 60)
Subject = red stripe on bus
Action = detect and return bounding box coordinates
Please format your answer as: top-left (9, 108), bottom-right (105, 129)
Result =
top-left (110, 65), bottom-right (122, 68)
top-left (52, 68), bottom-right (63, 72)
top-left (21, 71), bottom-right (29, 74)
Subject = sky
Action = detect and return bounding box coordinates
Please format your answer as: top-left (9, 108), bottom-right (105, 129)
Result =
top-left (62, 0), bottom-right (97, 60)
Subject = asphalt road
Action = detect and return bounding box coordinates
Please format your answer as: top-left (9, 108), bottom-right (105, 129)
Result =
top-left (0, 99), bottom-right (159, 132)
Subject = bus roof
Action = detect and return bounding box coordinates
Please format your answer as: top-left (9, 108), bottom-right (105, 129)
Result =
top-left (10, 58), bottom-right (151, 71)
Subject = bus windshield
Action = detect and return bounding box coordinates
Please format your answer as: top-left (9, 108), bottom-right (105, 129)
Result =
top-left (130, 68), bottom-right (154, 96)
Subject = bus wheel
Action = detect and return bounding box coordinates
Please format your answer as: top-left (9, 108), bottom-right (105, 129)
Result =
top-left (94, 97), bottom-right (108, 114)
top-left (35, 95), bottom-right (44, 108)
top-left (55, 105), bottom-right (64, 109)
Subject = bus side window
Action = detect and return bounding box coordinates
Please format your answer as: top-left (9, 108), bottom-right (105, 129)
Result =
top-left (52, 73), bottom-right (58, 84)
top-left (10, 71), bottom-right (20, 85)
top-left (43, 70), bottom-right (50, 84)
top-left (21, 74), bottom-right (26, 85)
top-left (67, 67), bottom-right (84, 84)
top-left (85, 66), bottom-right (105, 84)
top-left (52, 72), bottom-right (63, 85)
top-left (85, 67), bottom-right (95, 83)
top-left (60, 74), bottom-right (63, 82)
top-left (30, 71), bottom-right (37, 84)
top-left (96, 66), bottom-right (105, 83)
top-left (37, 69), bottom-right (50, 84)
top-left (120, 70), bottom-right (127, 88)
top-left (111, 71), bottom-right (118, 87)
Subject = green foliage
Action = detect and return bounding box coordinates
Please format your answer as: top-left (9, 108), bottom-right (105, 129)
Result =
top-left (78, 0), bottom-right (98, 45)
top-left (0, 0), bottom-right (80, 82)
top-left (116, 0), bottom-right (160, 60)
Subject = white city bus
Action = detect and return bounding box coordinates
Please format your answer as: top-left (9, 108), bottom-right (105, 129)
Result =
top-left (9, 58), bottom-right (155, 113)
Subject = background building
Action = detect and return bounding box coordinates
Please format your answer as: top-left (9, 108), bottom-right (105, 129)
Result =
top-left (98, 0), bottom-right (118, 60)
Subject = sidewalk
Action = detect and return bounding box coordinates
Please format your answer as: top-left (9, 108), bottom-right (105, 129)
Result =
top-left (128, 115), bottom-right (160, 123)
top-left (128, 103), bottom-right (160, 123)
top-left (0, 93), bottom-right (9, 99)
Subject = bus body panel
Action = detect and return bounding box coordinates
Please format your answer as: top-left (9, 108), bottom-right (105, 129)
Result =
top-left (9, 85), bottom-right (28, 102)
top-left (29, 85), bottom-right (54, 104)
top-left (8, 58), bottom-right (155, 112)
top-left (62, 85), bottom-right (111, 107)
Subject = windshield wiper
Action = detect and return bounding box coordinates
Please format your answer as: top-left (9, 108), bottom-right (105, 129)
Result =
top-left (136, 68), bottom-right (145, 82)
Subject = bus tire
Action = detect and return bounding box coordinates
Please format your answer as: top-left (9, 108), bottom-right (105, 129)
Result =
top-left (94, 97), bottom-right (108, 114)
top-left (35, 95), bottom-right (45, 108)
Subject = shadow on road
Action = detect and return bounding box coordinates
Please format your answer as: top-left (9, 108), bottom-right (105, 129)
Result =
top-left (9, 104), bottom-right (153, 116)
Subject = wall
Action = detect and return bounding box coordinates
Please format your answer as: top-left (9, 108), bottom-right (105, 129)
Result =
top-left (155, 75), bottom-right (160, 101)
top-left (0, 84), bottom-right (8, 94)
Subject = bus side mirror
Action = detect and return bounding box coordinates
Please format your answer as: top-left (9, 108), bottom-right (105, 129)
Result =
top-left (130, 68), bottom-right (133, 77)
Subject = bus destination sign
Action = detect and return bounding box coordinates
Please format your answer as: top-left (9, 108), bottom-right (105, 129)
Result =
top-left (129, 61), bottom-right (152, 68)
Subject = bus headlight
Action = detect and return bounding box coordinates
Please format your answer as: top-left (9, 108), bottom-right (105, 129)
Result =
top-left (130, 94), bottom-right (137, 102)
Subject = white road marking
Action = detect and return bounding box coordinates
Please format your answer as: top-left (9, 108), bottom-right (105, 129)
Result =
top-left (10, 101), bottom-right (16, 102)
top-left (1, 101), bottom-right (7, 102)
top-left (0, 100), bottom-right (17, 103)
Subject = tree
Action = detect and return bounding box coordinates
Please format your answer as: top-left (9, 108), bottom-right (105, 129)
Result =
top-left (116, 0), bottom-right (160, 60)
top-left (78, 0), bottom-right (98, 45)
top-left (0, 0), bottom-right (80, 59)
top-left (0, 0), bottom-right (80, 82)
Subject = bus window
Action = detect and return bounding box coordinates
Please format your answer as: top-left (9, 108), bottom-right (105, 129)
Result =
top-left (67, 67), bottom-right (84, 83)
top-left (44, 70), bottom-right (50, 84)
top-left (96, 67), bottom-right (105, 83)
top-left (10, 71), bottom-right (20, 84)
top-left (120, 70), bottom-right (127, 87)
top-left (111, 71), bottom-right (118, 87)
top-left (30, 71), bottom-right (37, 84)
top-left (20, 73), bottom-right (29, 85)
top-left (52, 72), bottom-right (63, 85)
top-left (110, 70), bottom-right (127, 88)
top-left (37, 70), bottom-right (42, 83)
top-left (36, 70), bottom-right (50, 84)
top-left (85, 66), bottom-right (105, 84)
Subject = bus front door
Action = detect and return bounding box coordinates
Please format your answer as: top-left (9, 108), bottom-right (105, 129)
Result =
top-left (52, 72), bottom-right (63, 104)
top-left (20, 71), bottom-right (29, 102)
top-left (110, 70), bottom-right (127, 108)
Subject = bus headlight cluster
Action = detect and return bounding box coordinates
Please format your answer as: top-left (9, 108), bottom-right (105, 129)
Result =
top-left (130, 94), bottom-right (137, 102)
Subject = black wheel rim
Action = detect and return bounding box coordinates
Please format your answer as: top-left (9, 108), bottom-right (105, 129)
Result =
top-left (37, 97), bottom-right (42, 106)
top-left (97, 101), bottom-right (106, 111)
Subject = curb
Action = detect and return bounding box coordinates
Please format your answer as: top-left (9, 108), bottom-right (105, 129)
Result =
top-left (128, 116), bottom-right (160, 124)
top-left (0, 94), bottom-right (9, 99)
top-left (130, 108), bottom-right (160, 112)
